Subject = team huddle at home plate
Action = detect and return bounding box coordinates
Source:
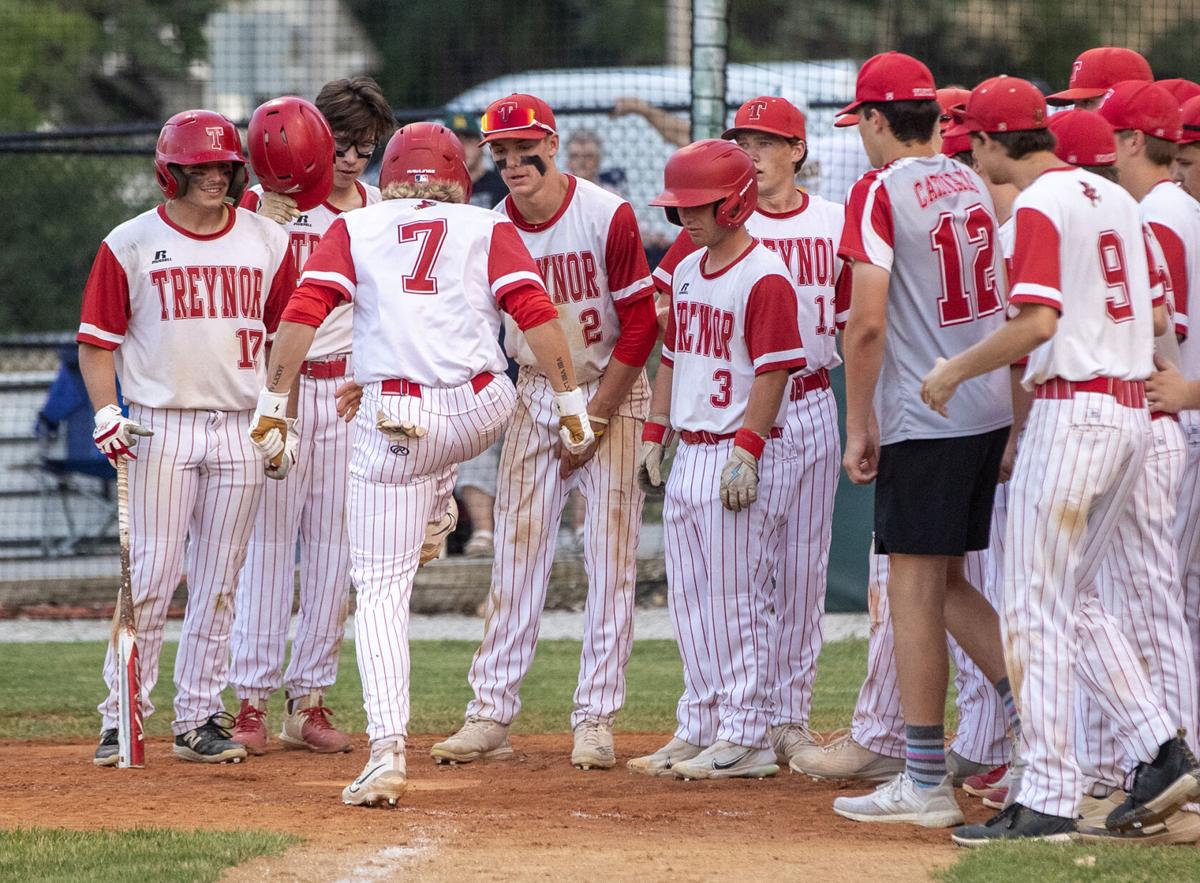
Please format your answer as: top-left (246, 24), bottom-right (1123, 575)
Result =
top-left (77, 44), bottom-right (1200, 845)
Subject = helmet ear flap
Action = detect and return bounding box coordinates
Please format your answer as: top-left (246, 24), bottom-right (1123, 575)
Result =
top-left (168, 164), bottom-right (188, 199)
top-left (228, 164), bottom-right (248, 203)
top-left (664, 206), bottom-right (682, 226)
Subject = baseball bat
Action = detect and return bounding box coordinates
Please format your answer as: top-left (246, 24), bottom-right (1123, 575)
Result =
top-left (113, 458), bottom-right (144, 768)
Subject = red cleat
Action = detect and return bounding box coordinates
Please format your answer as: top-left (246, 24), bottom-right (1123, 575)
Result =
top-left (231, 699), bottom-right (268, 756)
top-left (280, 691), bottom-right (352, 754)
top-left (963, 763), bottom-right (1009, 797)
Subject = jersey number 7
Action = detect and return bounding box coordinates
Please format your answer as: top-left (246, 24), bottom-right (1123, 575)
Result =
top-left (931, 204), bottom-right (1001, 327)
top-left (398, 219), bottom-right (447, 295)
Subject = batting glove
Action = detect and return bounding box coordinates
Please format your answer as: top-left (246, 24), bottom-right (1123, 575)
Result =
top-left (265, 418), bottom-right (299, 480)
top-left (92, 404), bottom-right (153, 465)
top-left (256, 191), bottom-right (300, 225)
top-left (719, 429), bottom-right (765, 512)
top-left (376, 409), bottom-right (428, 441)
top-left (249, 388), bottom-right (289, 467)
top-left (553, 387), bottom-right (595, 455)
top-left (636, 419), bottom-right (673, 496)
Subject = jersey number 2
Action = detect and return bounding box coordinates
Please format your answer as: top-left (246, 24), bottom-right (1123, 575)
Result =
top-left (931, 204), bottom-right (1001, 327)
top-left (398, 219), bottom-right (447, 295)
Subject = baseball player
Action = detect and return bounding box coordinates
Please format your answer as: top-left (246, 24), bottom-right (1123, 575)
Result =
top-left (629, 138), bottom-right (805, 779)
top-left (228, 78), bottom-right (394, 757)
top-left (923, 76), bottom-right (1200, 845)
top-left (650, 96), bottom-right (846, 766)
top-left (1046, 46), bottom-right (1153, 111)
top-left (249, 122), bottom-right (593, 806)
top-left (432, 93), bottom-right (659, 771)
top-left (828, 53), bottom-right (1014, 830)
top-left (84, 110), bottom-right (295, 766)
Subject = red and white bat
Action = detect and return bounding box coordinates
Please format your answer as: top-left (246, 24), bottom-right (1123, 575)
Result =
top-left (113, 460), bottom-right (144, 768)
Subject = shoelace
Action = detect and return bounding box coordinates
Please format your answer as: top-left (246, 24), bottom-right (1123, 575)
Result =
top-left (577, 722), bottom-right (608, 749)
top-left (203, 711), bottom-right (238, 740)
top-left (234, 703), bottom-right (266, 729)
top-left (298, 705), bottom-right (337, 731)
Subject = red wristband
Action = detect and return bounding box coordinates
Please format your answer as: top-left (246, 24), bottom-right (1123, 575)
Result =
top-left (733, 428), bottom-right (766, 459)
top-left (642, 421), bottom-right (668, 444)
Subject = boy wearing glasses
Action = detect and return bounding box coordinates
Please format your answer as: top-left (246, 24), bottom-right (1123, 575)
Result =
top-left (229, 76), bottom-right (395, 756)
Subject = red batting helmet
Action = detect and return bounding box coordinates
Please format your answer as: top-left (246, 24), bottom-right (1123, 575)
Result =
top-left (155, 110), bottom-right (247, 201)
top-left (379, 122), bottom-right (472, 201)
top-left (247, 97), bottom-right (335, 212)
top-left (650, 139), bottom-right (757, 228)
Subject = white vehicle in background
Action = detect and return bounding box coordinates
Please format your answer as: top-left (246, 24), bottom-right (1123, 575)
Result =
top-left (443, 61), bottom-right (870, 237)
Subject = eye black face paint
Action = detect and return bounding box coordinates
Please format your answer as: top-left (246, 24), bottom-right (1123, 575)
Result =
top-left (495, 155), bottom-right (547, 174)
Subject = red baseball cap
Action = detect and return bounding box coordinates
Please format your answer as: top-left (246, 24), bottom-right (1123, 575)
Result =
top-left (937, 88), bottom-right (970, 137)
top-left (479, 93), bottom-right (557, 144)
top-left (1047, 47), bottom-right (1152, 106)
top-left (1097, 80), bottom-right (1183, 142)
top-left (1048, 110), bottom-right (1117, 166)
top-left (1180, 96), bottom-right (1200, 146)
top-left (723, 96), bottom-right (806, 141)
top-left (1157, 78), bottom-right (1200, 109)
top-left (837, 51), bottom-right (937, 116)
top-left (945, 76), bottom-right (1048, 136)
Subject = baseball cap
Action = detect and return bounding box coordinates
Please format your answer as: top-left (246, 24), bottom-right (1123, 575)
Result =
top-left (479, 93), bottom-right (557, 144)
top-left (1097, 80), bottom-right (1183, 142)
top-left (443, 112), bottom-right (481, 138)
top-left (1048, 110), bottom-right (1117, 166)
top-left (723, 96), bottom-right (807, 141)
top-left (833, 113), bottom-right (859, 128)
top-left (936, 87), bottom-right (970, 141)
top-left (1047, 47), bottom-right (1153, 106)
top-left (1180, 96), bottom-right (1200, 146)
top-left (1157, 78), bottom-right (1200, 109)
top-left (945, 76), bottom-right (1048, 136)
top-left (836, 51), bottom-right (937, 116)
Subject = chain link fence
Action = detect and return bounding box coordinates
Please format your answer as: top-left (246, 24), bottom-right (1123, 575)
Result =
top-left (1, 0), bottom-right (1196, 606)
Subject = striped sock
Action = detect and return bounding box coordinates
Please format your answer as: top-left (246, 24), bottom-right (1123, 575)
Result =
top-left (995, 676), bottom-right (1020, 740)
top-left (905, 724), bottom-right (946, 789)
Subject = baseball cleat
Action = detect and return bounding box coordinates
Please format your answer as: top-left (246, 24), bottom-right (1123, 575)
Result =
top-left (952, 802), bottom-right (1076, 847)
top-left (280, 691), bottom-right (352, 753)
top-left (981, 786), bottom-right (1008, 810)
top-left (962, 763), bottom-right (1008, 797)
top-left (789, 730), bottom-right (904, 781)
top-left (173, 712), bottom-right (248, 764)
top-left (834, 772), bottom-right (964, 828)
top-left (571, 719), bottom-right (615, 770)
top-left (231, 699), bottom-right (268, 756)
top-left (768, 723), bottom-right (820, 767)
top-left (627, 737), bottom-right (704, 777)
top-left (1106, 733), bottom-right (1200, 832)
top-left (93, 728), bottom-right (119, 767)
top-left (343, 740), bottom-right (407, 808)
top-left (1077, 808), bottom-right (1200, 845)
top-left (670, 741), bottom-right (779, 780)
top-left (1076, 789), bottom-right (1122, 823)
top-left (430, 716), bottom-right (513, 764)
top-left (419, 498), bottom-right (458, 566)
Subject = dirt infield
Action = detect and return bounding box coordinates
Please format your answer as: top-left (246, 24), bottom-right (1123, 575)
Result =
top-left (0, 734), bottom-right (988, 881)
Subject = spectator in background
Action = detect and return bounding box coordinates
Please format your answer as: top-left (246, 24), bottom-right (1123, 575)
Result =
top-left (612, 96), bottom-right (689, 146)
top-left (566, 130), bottom-right (628, 198)
top-left (445, 113), bottom-right (509, 209)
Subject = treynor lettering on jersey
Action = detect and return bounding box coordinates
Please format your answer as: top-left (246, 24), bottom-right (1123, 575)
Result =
top-left (149, 265), bottom-right (265, 321)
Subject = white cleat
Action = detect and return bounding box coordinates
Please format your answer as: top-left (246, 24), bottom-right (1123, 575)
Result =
top-left (430, 716), bottom-right (513, 765)
top-left (419, 498), bottom-right (458, 566)
top-left (572, 719), bottom-right (616, 770)
top-left (670, 740), bottom-right (779, 780)
top-left (769, 723), bottom-right (820, 767)
top-left (343, 740), bottom-right (407, 808)
top-left (627, 737), bottom-right (704, 777)
top-left (833, 772), bottom-right (965, 828)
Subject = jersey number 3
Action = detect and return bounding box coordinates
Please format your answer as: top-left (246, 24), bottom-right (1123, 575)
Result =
top-left (931, 204), bottom-right (1001, 327)
top-left (398, 219), bottom-right (447, 295)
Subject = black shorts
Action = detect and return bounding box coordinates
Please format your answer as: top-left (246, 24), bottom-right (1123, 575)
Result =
top-left (874, 426), bottom-right (1009, 556)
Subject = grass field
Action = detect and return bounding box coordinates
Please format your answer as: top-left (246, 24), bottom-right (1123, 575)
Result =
top-left (2, 637), bottom-right (1198, 881)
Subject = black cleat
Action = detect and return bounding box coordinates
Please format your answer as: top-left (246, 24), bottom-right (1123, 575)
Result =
top-left (93, 728), bottom-right (119, 767)
top-left (952, 802), bottom-right (1076, 847)
top-left (173, 712), bottom-right (248, 764)
top-left (1107, 732), bottom-right (1200, 833)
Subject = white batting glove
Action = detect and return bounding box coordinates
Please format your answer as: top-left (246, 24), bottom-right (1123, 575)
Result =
top-left (92, 404), bottom-right (153, 465)
top-left (249, 388), bottom-right (289, 467)
top-left (719, 446), bottom-right (760, 512)
top-left (553, 387), bottom-right (594, 455)
top-left (376, 409), bottom-right (428, 441)
top-left (636, 418), bottom-right (672, 495)
top-left (264, 418), bottom-right (299, 480)
top-left (257, 191), bottom-right (300, 225)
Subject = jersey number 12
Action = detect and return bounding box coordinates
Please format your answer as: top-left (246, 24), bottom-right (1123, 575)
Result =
top-left (931, 204), bottom-right (1001, 327)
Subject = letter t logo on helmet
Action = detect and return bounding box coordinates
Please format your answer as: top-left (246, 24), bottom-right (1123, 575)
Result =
top-left (205, 126), bottom-right (225, 150)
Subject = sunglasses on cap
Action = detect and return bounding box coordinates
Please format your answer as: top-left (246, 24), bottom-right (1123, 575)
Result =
top-left (479, 106), bottom-right (555, 137)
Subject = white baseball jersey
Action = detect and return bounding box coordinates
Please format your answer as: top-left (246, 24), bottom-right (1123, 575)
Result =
top-left (77, 205), bottom-right (294, 410)
top-left (653, 192), bottom-right (850, 373)
top-left (496, 175), bottom-right (656, 382)
top-left (662, 241), bottom-right (806, 434)
top-left (1009, 168), bottom-right (1156, 386)
top-left (1141, 179), bottom-right (1200, 378)
top-left (294, 199), bottom-right (549, 386)
top-left (241, 182), bottom-right (381, 358)
top-left (840, 155), bottom-right (1012, 443)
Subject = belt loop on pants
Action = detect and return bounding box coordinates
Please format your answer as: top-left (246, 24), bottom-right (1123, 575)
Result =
top-left (299, 357), bottom-right (348, 379)
top-left (381, 372), bottom-right (495, 398)
top-left (790, 367), bottom-right (831, 401)
top-left (679, 426), bottom-right (783, 445)
top-left (1033, 376), bottom-right (1146, 409)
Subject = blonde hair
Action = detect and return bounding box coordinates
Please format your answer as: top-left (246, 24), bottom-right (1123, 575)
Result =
top-left (382, 180), bottom-right (467, 203)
